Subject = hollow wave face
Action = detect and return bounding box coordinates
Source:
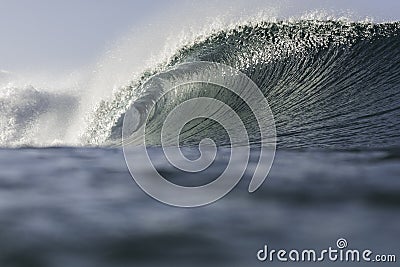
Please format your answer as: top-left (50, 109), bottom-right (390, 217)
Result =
top-left (83, 20), bottom-right (400, 149)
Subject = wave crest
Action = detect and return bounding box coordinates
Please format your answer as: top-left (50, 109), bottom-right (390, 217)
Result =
top-left (83, 20), bottom-right (400, 149)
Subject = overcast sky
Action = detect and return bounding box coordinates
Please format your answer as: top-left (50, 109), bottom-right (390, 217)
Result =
top-left (1, 0), bottom-right (399, 73)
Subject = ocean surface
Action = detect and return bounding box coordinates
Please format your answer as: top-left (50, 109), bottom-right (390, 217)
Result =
top-left (0, 147), bottom-right (399, 266)
top-left (0, 19), bottom-right (400, 266)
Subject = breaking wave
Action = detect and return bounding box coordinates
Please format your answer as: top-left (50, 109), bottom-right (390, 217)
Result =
top-left (1, 19), bottom-right (400, 149)
top-left (84, 20), bottom-right (400, 149)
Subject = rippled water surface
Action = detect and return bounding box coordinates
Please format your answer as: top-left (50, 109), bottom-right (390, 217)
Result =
top-left (0, 147), bottom-right (399, 267)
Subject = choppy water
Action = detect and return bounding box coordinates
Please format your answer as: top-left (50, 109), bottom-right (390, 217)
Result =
top-left (0, 147), bottom-right (399, 267)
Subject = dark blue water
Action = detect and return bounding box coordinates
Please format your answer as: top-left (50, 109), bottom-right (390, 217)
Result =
top-left (0, 147), bottom-right (399, 267)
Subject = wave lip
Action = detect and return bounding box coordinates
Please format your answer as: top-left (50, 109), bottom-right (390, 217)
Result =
top-left (84, 20), bottom-right (400, 150)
